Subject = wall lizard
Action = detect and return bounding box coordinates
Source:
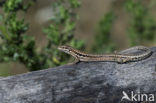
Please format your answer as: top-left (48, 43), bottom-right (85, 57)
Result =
top-left (58, 45), bottom-right (152, 64)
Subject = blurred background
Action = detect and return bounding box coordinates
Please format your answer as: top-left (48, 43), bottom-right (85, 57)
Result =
top-left (0, 0), bottom-right (156, 76)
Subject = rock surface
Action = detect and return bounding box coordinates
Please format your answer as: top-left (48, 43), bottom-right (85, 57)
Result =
top-left (0, 47), bottom-right (156, 103)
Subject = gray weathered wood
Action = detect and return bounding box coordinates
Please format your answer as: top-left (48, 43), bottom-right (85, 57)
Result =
top-left (0, 47), bottom-right (156, 103)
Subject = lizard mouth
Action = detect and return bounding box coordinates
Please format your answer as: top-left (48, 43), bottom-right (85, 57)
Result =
top-left (58, 46), bottom-right (68, 53)
top-left (57, 46), bottom-right (64, 51)
top-left (57, 47), bottom-right (62, 50)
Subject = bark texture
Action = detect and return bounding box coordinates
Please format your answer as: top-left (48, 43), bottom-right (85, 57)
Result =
top-left (0, 47), bottom-right (156, 103)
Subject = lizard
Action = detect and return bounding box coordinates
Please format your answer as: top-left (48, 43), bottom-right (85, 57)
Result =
top-left (58, 45), bottom-right (152, 64)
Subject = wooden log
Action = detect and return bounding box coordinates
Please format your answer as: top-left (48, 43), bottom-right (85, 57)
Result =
top-left (0, 47), bottom-right (156, 103)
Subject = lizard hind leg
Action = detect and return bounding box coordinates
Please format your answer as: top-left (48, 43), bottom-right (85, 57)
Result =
top-left (117, 58), bottom-right (128, 64)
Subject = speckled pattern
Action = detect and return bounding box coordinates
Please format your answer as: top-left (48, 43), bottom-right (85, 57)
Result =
top-left (0, 47), bottom-right (156, 103)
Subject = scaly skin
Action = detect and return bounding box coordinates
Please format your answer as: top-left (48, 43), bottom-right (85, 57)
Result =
top-left (58, 45), bottom-right (152, 63)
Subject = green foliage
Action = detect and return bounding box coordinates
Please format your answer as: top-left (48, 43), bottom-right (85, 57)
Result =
top-left (0, 0), bottom-right (84, 71)
top-left (0, 0), bottom-right (42, 71)
top-left (92, 12), bottom-right (116, 53)
top-left (92, 0), bottom-right (156, 53)
top-left (0, 0), bottom-right (155, 73)
top-left (43, 0), bottom-right (84, 67)
top-left (125, 0), bottom-right (156, 46)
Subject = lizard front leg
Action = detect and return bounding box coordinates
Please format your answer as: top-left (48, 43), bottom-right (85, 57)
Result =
top-left (66, 57), bottom-right (80, 65)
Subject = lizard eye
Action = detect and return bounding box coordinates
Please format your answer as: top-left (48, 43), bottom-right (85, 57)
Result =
top-left (68, 49), bottom-right (71, 52)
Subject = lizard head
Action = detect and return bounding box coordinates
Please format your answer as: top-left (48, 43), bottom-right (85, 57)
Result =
top-left (58, 45), bottom-right (73, 54)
